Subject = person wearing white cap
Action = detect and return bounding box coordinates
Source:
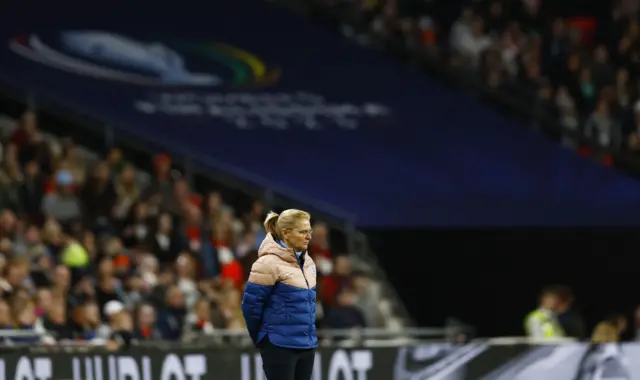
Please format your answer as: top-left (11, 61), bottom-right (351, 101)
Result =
top-left (104, 300), bottom-right (125, 317)
top-left (96, 301), bottom-right (125, 341)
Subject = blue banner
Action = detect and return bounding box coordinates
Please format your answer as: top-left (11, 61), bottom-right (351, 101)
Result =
top-left (1, 0), bottom-right (640, 226)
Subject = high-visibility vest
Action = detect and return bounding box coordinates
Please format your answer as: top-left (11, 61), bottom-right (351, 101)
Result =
top-left (524, 309), bottom-right (565, 338)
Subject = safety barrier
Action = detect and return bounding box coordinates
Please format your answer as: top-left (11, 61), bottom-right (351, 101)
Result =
top-left (0, 336), bottom-right (636, 380)
top-left (0, 326), bottom-right (471, 348)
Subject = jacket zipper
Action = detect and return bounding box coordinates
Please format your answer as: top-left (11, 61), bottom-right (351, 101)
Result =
top-left (296, 251), bottom-right (313, 344)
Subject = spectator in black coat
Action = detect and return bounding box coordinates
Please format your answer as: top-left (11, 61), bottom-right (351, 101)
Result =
top-left (19, 161), bottom-right (44, 222)
top-left (555, 285), bottom-right (586, 339)
top-left (157, 285), bottom-right (187, 340)
top-left (149, 213), bottom-right (184, 267)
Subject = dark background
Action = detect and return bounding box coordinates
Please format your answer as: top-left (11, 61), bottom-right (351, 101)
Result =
top-left (367, 229), bottom-right (640, 338)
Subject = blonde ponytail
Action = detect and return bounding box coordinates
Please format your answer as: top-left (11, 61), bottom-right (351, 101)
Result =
top-left (263, 209), bottom-right (311, 243)
top-left (263, 211), bottom-right (281, 239)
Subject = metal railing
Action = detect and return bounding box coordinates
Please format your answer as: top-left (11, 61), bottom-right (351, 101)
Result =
top-left (0, 326), bottom-right (473, 351)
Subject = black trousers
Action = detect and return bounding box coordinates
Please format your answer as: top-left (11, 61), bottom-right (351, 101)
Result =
top-left (259, 337), bottom-right (315, 380)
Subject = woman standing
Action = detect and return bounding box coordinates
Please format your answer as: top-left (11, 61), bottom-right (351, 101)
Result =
top-left (242, 209), bottom-right (317, 380)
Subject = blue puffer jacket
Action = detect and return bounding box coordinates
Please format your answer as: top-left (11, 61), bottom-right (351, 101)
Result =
top-left (242, 234), bottom-right (317, 349)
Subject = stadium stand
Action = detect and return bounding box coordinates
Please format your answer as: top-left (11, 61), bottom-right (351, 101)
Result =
top-left (292, 0), bottom-right (640, 174)
top-left (0, 111), bottom-right (400, 345)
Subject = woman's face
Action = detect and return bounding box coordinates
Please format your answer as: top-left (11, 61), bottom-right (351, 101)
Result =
top-left (158, 214), bottom-right (172, 233)
top-left (107, 149), bottom-right (122, 165)
top-left (100, 257), bottom-right (114, 275)
top-left (195, 300), bottom-right (211, 321)
top-left (43, 221), bottom-right (62, 245)
top-left (283, 219), bottom-right (312, 251)
top-left (176, 255), bottom-right (193, 278)
top-left (137, 305), bottom-right (155, 327)
top-left (120, 166), bottom-right (135, 184)
top-left (135, 203), bottom-right (148, 220)
top-left (207, 192), bottom-right (222, 212)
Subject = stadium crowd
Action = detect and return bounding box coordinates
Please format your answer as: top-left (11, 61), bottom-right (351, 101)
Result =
top-left (0, 110), bottom-right (383, 346)
top-left (310, 0), bottom-right (640, 162)
top-left (446, 0), bottom-right (640, 158)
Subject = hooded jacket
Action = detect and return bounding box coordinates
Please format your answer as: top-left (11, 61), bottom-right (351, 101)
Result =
top-left (241, 233), bottom-right (317, 349)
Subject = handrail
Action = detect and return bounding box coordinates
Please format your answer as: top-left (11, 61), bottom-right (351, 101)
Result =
top-left (0, 334), bottom-right (585, 352)
top-left (0, 327), bottom-right (465, 340)
top-left (0, 326), bottom-right (471, 347)
top-left (205, 327), bottom-right (469, 338)
top-left (0, 330), bottom-right (48, 338)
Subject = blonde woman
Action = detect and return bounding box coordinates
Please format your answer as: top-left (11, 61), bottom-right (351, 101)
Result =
top-left (242, 209), bottom-right (316, 380)
top-left (573, 322), bottom-right (630, 380)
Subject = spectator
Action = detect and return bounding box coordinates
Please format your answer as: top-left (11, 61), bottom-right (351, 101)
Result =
top-left (605, 313), bottom-right (629, 338)
top-left (105, 147), bottom-right (126, 176)
top-left (524, 286), bottom-right (565, 339)
top-left (452, 17), bottom-right (493, 67)
top-left (41, 170), bottom-right (82, 226)
top-left (302, 0), bottom-right (640, 166)
top-left (19, 161), bottom-right (44, 221)
top-left (176, 253), bottom-right (199, 309)
top-left (0, 299), bottom-right (12, 329)
top-left (121, 202), bottom-right (150, 248)
top-left (113, 165), bottom-right (140, 222)
top-left (70, 301), bottom-right (101, 341)
top-left (41, 300), bottom-right (71, 341)
top-left (321, 255), bottom-right (352, 307)
top-left (219, 287), bottom-right (244, 328)
top-left (81, 162), bottom-right (116, 227)
top-left (574, 321), bottom-right (629, 380)
top-left (351, 271), bottom-right (384, 328)
top-left (157, 285), bottom-right (186, 340)
top-left (554, 285), bottom-right (586, 340)
top-left (150, 212), bottom-right (182, 267)
top-left (96, 272), bottom-right (125, 314)
top-left (182, 298), bottom-right (215, 342)
top-left (310, 222), bottom-right (333, 275)
top-left (237, 230), bottom-right (258, 282)
top-left (627, 103), bottom-right (640, 151)
top-left (107, 310), bottom-right (134, 351)
top-left (58, 139), bottom-right (87, 188)
top-left (585, 99), bottom-right (622, 149)
top-left (0, 143), bottom-right (23, 212)
top-left (97, 300), bottom-right (125, 340)
top-left (0, 110), bottom-right (385, 346)
top-left (133, 303), bottom-right (162, 340)
top-left (144, 153), bottom-right (173, 205)
top-left (324, 289), bottom-right (366, 329)
top-left (9, 297), bottom-right (45, 343)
